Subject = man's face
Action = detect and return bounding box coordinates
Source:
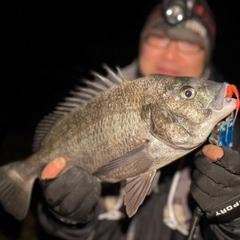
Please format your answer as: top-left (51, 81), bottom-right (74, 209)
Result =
top-left (138, 34), bottom-right (207, 78)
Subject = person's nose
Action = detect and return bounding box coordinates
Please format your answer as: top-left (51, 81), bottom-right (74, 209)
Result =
top-left (162, 42), bottom-right (180, 60)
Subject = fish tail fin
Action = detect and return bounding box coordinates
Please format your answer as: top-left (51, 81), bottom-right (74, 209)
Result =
top-left (0, 160), bottom-right (37, 220)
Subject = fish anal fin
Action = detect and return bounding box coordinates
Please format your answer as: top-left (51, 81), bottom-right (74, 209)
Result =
top-left (95, 141), bottom-right (154, 181)
top-left (0, 161), bottom-right (36, 220)
top-left (147, 170), bottom-right (161, 195)
top-left (124, 170), bottom-right (156, 217)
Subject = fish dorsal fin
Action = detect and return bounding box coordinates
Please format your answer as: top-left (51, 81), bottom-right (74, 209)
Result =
top-left (32, 65), bottom-right (127, 152)
top-left (102, 63), bottom-right (128, 83)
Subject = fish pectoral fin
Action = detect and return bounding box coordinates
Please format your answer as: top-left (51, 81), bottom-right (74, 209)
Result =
top-left (0, 161), bottom-right (36, 220)
top-left (124, 170), bottom-right (156, 218)
top-left (95, 141), bottom-right (154, 180)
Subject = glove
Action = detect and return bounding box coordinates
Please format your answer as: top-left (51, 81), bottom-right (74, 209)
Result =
top-left (40, 164), bottom-right (101, 225)
top-left (191, 144), bottom-right (240, 223)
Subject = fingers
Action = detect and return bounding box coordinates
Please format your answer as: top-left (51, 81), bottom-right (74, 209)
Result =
top-left (202, 145), bottom-right (224, 161)
top-left (198, 144), bottom-right (240, 175)
top-left (41, 157), bottom-right (66, 180)
top-left (57, 174), bottom-right (101, 216)
top-left (202, 144), bottom-right (240, 174)
top-left (192, 169), bottom-right (223, 197)
top-left (194, 152), bottom-right (233, 186)
top-left (41, 166), bottom-right (101, 223)
top-left (216, 147), bottom-right (240, 174)
top-left (43, 167), bottom-right (85, 206)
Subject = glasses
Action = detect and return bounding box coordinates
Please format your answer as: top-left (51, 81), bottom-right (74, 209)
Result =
top-left (144, 34), bottom-right (203, 54)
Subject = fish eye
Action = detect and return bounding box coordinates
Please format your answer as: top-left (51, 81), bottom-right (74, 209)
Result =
top-left (180, 86), bottom-right (196, 99)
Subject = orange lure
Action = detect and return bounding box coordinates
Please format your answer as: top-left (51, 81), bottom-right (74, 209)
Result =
top-left (226, 84), bottom-right (239, 122)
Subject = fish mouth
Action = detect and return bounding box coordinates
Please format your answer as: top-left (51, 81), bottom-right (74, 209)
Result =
top-left (209, 83), bottom-right (236, 111)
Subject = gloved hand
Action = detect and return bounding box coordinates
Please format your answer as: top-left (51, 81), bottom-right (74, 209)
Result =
top-left (191, 144), bottom-right (240, 222)
top-left (40, 158), bottom-right (101, 224)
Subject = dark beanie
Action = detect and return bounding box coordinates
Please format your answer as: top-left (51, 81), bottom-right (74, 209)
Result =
top-left (140, 0), bottom-right (216, 63)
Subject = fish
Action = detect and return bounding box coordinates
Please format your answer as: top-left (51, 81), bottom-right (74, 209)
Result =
top-left (0, 65), bottom-right (238, 221)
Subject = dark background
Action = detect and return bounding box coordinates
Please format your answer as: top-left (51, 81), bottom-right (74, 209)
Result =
top-left (1, 0), bottom-right (239, 239)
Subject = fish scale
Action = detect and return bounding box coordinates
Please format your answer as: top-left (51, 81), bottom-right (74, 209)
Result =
top-left (59, 84), bottom-right (149, 171)
top-left (0, 67), bottom-right (238, 220)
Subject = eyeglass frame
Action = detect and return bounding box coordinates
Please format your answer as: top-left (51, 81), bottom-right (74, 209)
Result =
top-left (144, 33), bottom-right (204, 55)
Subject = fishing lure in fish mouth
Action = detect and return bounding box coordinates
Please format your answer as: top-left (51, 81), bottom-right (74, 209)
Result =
top-left (209, 84), bottom-right (239, 149)
top-left (226, 84), bottom-right (239, 122)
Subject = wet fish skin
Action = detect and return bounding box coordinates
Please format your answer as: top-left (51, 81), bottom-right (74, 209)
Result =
top-left (0, 71), bottom-right (237, 220)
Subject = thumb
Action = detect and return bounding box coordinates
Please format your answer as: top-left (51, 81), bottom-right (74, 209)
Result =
top-left (41, 157), bottom-right (66, 180)
top-left (202, 144), bottom-right (224, 162)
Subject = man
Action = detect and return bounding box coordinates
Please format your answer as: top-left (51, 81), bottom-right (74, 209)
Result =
top-left (37, 0), bottom-right (240, 239)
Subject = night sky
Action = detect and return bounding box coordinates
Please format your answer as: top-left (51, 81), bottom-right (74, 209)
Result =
top-left (1, 0), bottom-right (240, 237)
